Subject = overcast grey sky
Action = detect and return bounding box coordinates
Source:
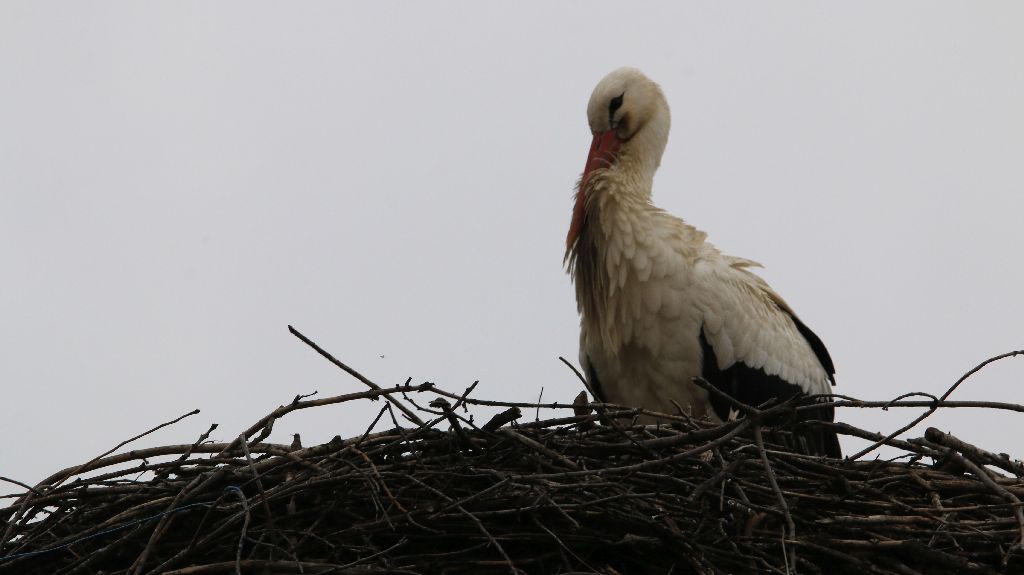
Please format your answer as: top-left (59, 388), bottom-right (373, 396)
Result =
top-left (2, 2), bottom-right (1022, 486)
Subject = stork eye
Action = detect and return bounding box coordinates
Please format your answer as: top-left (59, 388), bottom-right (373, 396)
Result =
top-left (609, 93), bottom-right (624, 119)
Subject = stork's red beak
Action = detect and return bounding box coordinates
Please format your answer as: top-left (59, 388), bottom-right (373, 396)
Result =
top-left (567, 131), bottom-right (621, 249)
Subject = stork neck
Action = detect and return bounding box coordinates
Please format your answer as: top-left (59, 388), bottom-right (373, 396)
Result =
top-left (616, 154), bottom-right (657, 197)
top-left (610, 104), bottom-right (670, 198)
top-left (589, 155), bottom-right (656, 208)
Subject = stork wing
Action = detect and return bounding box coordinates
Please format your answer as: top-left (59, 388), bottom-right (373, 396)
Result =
top-left (694, 256), bottom-right (840, 457)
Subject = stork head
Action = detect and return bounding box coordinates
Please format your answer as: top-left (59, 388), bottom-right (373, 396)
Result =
top-left (568, 67), bottom-right (671, 249)
top-left (586, 67), bottom-right (670, 157)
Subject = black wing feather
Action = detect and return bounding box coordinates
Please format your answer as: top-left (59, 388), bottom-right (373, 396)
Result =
top-left (790, 313), bottom-right (836, 385)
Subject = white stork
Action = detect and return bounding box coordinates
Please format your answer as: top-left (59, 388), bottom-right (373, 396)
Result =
top-left (566, 68), bottom-right (841, 457)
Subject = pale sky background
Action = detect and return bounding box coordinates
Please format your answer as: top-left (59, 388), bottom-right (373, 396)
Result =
top-left (2, 2), bottom-right (1023, 487)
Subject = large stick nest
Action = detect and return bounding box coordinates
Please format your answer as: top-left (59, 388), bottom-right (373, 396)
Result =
top-left (2, 330), bottom-right (1022, 575)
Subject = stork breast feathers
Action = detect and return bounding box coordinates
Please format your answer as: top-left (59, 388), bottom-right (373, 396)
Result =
top-left (577, 181), bottom-right (830, 391)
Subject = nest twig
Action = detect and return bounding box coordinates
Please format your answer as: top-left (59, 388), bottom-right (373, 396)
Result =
top-left (1, 328), bottom-right (1021, 575)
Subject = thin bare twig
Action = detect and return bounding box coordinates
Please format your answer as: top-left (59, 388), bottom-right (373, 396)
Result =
top-left (288, 325), bottom-right (426, 426)
top-left (849, 350), bottom-right (1023, 460)
top-left (752, 423), bottom-right (797, 573)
